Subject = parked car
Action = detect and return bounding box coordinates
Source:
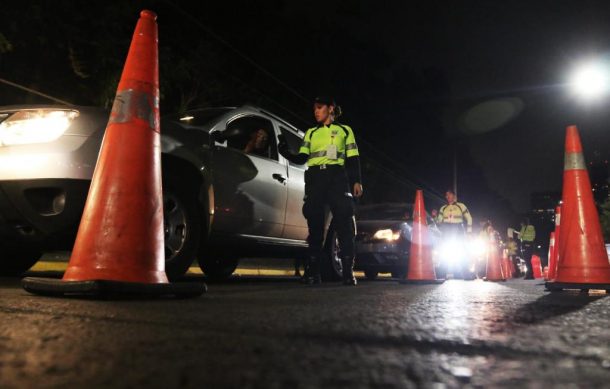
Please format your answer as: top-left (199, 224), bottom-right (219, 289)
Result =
top-left (354, 202), bottom-right (441, 280)
top-left (0, 104), bottom-right (343, 280)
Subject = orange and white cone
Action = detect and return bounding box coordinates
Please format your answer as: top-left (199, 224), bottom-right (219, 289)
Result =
top-left (546, 126), bottom-right (610, 292)
top-left (547, 206), bottom-right (561, 281)
top-left (399, 190), bottom-right (444, 284)
top-left (22, 11), bottom-right (206, 298)
top-left (545, 232), bottom-right (557, 281)
top-left (501, 249), bottom-right (513, 279)
top-left (485, 234), bottom-right (505, 282)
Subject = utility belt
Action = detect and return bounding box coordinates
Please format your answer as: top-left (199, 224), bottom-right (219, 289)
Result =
top-left (307, 164), bottom-right (344, 171)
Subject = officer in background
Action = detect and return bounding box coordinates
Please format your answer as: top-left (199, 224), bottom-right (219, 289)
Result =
top-left (278, 96), bottom-right (363, 285)
top-left (436, 190), bottom-right (473, 234)
top-left (518, 218), bottom-right (536, 279)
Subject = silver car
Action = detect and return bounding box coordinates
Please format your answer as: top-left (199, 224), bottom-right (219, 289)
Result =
top-left (0, 104), bottom-right (342, 280)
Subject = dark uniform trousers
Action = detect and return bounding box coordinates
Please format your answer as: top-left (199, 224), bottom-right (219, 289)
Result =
top-left (522, 242), bottom-right (534, 279)
top-left (303, 165), bottom-right (355, 262)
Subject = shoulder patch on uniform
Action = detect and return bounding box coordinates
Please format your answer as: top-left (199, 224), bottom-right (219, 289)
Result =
top-left (334, 123), bottom-right (350, 137)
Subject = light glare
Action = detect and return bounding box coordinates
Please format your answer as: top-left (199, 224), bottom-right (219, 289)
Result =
top-left (0, 110), bottom-right (78, 146)
top-left (570, 63), bottom-right (609, 99)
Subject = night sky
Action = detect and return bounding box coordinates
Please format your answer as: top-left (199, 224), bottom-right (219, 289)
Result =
top-left (1, 1), bottom-right (610, 225)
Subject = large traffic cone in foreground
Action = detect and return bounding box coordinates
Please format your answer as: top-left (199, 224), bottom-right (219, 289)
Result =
top-left (22, 11), bottom-right (206, 298)
top-left (399, 190), bottom-right (444, 284)
top-left (485, 235), bottom-right (505, 282)
top-left (546, 126), bottom-right (610, 292)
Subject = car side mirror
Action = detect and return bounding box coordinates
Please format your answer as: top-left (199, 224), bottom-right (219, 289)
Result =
top-left (211, 127), bottom-right (245, 144)
top-left (210, 130), bottom-right (227, 144)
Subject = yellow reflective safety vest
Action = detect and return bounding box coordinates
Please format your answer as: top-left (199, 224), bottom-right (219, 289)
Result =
top-left (299, 123), bottom-right (359, 167)
top-left (519, 225), bottom-right (536, 242)
top-left (507, 240), bottom-right (518, 256)
top-left (436, 201), bottom-right (473, 232)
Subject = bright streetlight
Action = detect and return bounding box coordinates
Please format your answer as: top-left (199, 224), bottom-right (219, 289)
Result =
top-left (569, 61), bottom-right (609, 100)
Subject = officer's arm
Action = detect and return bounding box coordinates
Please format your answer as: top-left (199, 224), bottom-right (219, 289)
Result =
top-left (436, 206), bottom-right (445, 224)
top-left (463, 205), bottom-right (473, 233)
top-left (344, 126), bottom-right (362, 186)
top-left (278, 133), bottom-right (309, 165)
top-left (346, 156), bottom-right (362, 186)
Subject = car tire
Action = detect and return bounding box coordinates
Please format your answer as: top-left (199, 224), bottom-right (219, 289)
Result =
top-left (0, 247), bottom-right (42, 276)
top-left (197, 252), bottom-right (239, 281)
top-left (321, 227), bottom-right (343, 281)
top-left (162, 173), bottom-right (202, 281)
top-left (364, 269), bottom-right (378, 280)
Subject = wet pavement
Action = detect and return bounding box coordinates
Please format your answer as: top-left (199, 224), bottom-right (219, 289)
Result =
top-left (2, 273), bottom-right (610, 388)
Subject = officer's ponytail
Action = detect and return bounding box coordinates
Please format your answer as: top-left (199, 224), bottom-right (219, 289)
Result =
top-left (333, 105), bottom-right (343, 119)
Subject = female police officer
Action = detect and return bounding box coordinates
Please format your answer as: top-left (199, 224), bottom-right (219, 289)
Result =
top-left (278, 97), bottom-right (363, 285)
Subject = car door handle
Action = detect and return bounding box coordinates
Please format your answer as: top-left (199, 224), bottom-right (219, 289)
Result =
top-left (272, 173), bottom-right (287, 183)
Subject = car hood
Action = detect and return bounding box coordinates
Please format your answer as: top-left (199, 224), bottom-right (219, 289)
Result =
top-left (356, 220), bottom-right (410, 232)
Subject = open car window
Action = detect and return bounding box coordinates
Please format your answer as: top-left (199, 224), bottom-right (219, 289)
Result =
top-left (225, 116), bottom-right (278, 161)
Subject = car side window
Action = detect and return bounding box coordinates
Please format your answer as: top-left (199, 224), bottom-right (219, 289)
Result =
top-left (225, 116), bottom-right (278, 161)
top-left (279, 126), bottom-right (305, 167)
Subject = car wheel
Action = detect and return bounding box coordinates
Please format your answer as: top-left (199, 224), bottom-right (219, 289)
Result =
top-left (364, 269), bottom-right (378, 280)
top-left (322, 227), bottom-right (343, 281)
top-left (162, 174), bottom-right (201, 281)
top-left (0, 247), bottom-right (42, 276)
top-left (197, 253), bottom-right (239, 281)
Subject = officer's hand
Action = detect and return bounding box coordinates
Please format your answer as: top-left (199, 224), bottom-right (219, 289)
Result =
top-left (353, 183), bottom-right (363, 198)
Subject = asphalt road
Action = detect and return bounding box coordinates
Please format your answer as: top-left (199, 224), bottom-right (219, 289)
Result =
top-left (2, 271), bottom-right (610, 388)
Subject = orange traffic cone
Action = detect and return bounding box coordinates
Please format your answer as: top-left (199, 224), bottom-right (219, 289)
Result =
top-left (531, 255), bottom-right (543, 279)
top-left (546, 126), bottom-right (610, 292)
top-left (546, 232), bottom-right (556, 281)
top-left (399, 190), bottom-right (444, 284)
top-left (501, 249), bottom-right (512, 279)
top-left (22, 11), bottom-right (205, 298)
top-left (548, 206), bottom-right (561, 281)
top-left (485, 235), bottom-right (505, 282)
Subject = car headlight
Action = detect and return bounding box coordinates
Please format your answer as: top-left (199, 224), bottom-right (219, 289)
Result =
top-left (469, 237), bottom-right (487, 257)
top-left (439, 238), bottom-right (465, 263)
top-left (0, 109), bottom-right (79, 146)
top-left (372, 228), bottom-right (401, 241)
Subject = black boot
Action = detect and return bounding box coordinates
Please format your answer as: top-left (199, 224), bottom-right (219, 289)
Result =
top-left (304, 255), bottom-right (322, 285)
top-left (341, 256), bottom-right (357, 286)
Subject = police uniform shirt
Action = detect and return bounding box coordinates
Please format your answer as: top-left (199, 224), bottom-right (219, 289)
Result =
top-left (299, 123), bottom-right (359, 167)
top-left (438, 202), bottom-right (473, 232)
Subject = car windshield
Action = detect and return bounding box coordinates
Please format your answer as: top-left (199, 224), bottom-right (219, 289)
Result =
top-left (357, 204), bottom-right (414, 221)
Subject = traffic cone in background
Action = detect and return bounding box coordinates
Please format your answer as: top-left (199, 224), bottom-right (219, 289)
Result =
top-left (546, 126), bottom-right (610, 292)
top-left (531, 255), bottom-right (543, 279)
top-left (485, 235), bottom-right (505, 282)
top-left (22, 11), bottom-right (206, 298)
top-left (548, 206), bottom-right (561, 281)
top-left (399, 190), bottom-right (444, 284)
top-left (545, 232), bottom-right (557, 281)
top-left (501, 249), bottom-right (512, 279)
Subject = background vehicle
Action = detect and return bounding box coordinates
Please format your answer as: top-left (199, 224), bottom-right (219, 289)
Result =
top-left (354, 203), bottom-right (441, 280)
top-left (0, 104), bottom-right (344, 280)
